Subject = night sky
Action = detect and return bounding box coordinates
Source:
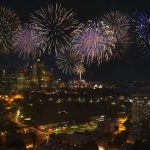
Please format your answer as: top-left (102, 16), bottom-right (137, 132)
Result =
top-left (0, 0), bottom-right (150, 81)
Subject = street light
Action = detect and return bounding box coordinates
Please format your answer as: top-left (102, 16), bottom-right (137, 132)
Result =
top-left (16, 109), bottom-right (20, 118)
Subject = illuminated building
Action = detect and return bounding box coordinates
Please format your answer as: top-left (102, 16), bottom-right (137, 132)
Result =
top-left (114, 116), bottom-right (127, 135)
top-left (0, 69), bottom-right (6, 79)
top-left (17, 69), bottom-right (31, 91)
top-left (98, 146), bottom-right (105, 150)
top-left (132, 98), bottom-right (150, 124)
top-left (0, 69), bottom-right (17, 94)
top-left (53, 79), bottom-right (65, 89)
top-left (0, 61), bottom-right (54, 92)
top-left (32, 59), bottom-right (53, 90)
top-left (128, 98), bottom-right (150, 142)
top-left (97, 118), bottom-right (116, 134)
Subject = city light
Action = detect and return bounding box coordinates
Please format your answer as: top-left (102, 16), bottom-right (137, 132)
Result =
top-left (0, 1), bottom-right (149, 150)
top-left (114, 116), bottom-right (127, 135)
top-left (98, 146), bottom-right (105, 150)
top-left (16, 109), bottom-right (20, 118)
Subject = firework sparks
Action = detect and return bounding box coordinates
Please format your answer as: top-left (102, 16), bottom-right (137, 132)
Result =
top-left (15, 24), bottom-right (46, 60)
top-left (73, 63), bottom-right (85, 80)
top-left (73, 20), bottom-right (116, 65)
top-left (30, 3), bottom-right (81, 55)
top-left (0, 6), bottom-right (21, 53)
top-left (56, 46), bottom-right (83, 74)
top-left (135, 11), bottom-right (150, 54)
top-left (101, 11), bottom-right (131, 57)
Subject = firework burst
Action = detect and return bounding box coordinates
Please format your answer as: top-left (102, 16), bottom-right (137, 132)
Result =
top-left (30, 3), bottom-right (81, 54)
top-left (101, 11), bottom-right (131, 57)
top-left (0, 6), bottom-right (21, 53)
top-left (135, 11), bottom-right (150, 54)
top-left (15, 24), bottom-right (46, 60)
top-left (73, 20), bottom-right (116, 65)
top-left (56, 46), bottom-right (83, 74)
top-left (73, 63), bottom-right (85, 80)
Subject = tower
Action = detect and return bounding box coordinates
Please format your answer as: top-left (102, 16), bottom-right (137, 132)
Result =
top-left (32, 59), bottom-right (53, 91)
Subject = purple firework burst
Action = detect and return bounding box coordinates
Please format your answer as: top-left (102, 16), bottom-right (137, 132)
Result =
top-left (73, 20), bottom-right (116, 65)
top-left (135, 11), bottom-right (150, 54)
top-left (15, 24), bottom-right (46, 59)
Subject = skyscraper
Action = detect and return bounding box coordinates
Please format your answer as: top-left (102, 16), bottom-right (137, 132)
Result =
top-left (17, 68), bottom-right (32, 91)
top-left (132, 97), bottom-right (150, 124)
top-left (0, 69), bottom-right (17, 94)
top-left (32, 59), bottom-right (53, 91)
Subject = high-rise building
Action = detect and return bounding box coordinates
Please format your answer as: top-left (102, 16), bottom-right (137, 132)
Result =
top-left (0, 69), bottom-right (17, 94)
top-left (127, 97), bottom-right (150, 143)
top-left (0, 60), bottom-right (54, 93)
top-left (17, 70), bottom-right (32, 91)
top-left (132, 98), bottom-right (150, 124)
top-left (16, 65), bottom-right (32, 91)
top-left (32, 59), bottom-right (53, 90)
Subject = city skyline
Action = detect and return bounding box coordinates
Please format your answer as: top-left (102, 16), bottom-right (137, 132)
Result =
top-left (0, 1), bottom-right (150, 150)
top-left (0, 0), bottom-right (150, 81)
